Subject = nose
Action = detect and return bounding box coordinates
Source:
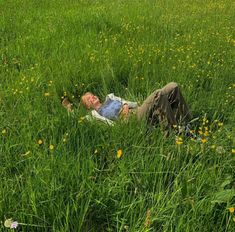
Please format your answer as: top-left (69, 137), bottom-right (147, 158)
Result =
top-left (88, 95), bottom-right (95, 103)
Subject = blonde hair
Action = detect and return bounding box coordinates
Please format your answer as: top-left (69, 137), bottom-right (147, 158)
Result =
top-left (81, 92), bottom-right (92, 109)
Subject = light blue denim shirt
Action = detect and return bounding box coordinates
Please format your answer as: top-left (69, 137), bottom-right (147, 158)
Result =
top-left (97, 99), bottom-right (122, 120)
top-left (85, 93), bottom-right (138, 125)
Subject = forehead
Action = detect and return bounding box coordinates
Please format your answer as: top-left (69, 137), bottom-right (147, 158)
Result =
top-left (86, 93), bottom-right (93, 97)
top-left (82, 93), bottom-right (93, 102)
top-left (84, 93), bottom-right (93, 99)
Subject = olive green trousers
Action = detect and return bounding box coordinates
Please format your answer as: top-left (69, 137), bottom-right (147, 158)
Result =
top-left (136, 82), bottom-right (192, 126)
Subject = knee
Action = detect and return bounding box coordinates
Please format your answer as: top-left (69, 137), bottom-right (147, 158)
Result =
top-left (160, 82), bottom-right (180, 96)
top-left (161, 82), bottom-right (179, 94)
top-left (168, 82), bottom-right (179, 93)
top-left (168, 82), bottom-right (178, 89)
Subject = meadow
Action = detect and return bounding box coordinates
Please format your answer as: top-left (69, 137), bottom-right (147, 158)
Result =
top-left (0, 0), bottom-right (235, 231)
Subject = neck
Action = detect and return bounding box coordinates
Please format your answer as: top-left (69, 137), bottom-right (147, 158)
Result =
top-left (94, 102), bottom-right (102, 111)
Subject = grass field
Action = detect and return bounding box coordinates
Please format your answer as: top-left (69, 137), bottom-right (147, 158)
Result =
top-left (1, 0), bottom-right (235, 231)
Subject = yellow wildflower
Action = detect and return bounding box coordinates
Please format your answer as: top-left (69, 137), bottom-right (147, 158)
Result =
top-left (38, 139), bottom-right (43, 145)
top-left (2, 129), bottom-right (7, 134)
top-left (199, 130), bottom-right (203, 135)
top-left (201, 138), bottom-right (207, 144)
top-left (49, 144), bottom-right (54, 150)
top-left (44, 92), bottom-right (50, 97)
top-left (204, 131), bottom-right (209, 136)
top-left (218, 122), bottom-right (223, 126)
top-left (176, 137), bottom-right (183, 145)
top-left (117, 149), bottom-right (123, 158)
top-left (229, 207), bottom-right (235, 213)
top-left (232, 149), bottom-right (235, 154)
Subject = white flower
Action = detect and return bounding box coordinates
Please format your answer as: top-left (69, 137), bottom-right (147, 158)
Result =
top-left (4, 219), bottom-right (18, 229)
top-left (11, 221), bottom-right (18, 229)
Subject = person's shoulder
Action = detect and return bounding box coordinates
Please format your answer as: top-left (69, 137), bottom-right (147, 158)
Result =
top-left (107, 93), bottom-right (122, 101)
top-left (106, 93), bottom-right (115, 98)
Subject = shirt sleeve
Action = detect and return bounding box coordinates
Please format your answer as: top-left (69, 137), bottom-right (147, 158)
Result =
top-left (107, 93), bottom-right (138, 109)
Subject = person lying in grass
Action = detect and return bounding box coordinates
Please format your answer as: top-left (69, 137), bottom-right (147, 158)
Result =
top-left (63, 82), bottom-right (193, 131)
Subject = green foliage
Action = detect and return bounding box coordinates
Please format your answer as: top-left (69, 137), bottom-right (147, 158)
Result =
top-left (0, 0), bottom-right (235, 231)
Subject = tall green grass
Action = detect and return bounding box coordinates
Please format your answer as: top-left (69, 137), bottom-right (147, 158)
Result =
top-left (0, 0), bottom-right (235, 231)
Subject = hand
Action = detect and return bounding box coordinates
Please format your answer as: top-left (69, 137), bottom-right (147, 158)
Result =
top-left (120, 104), bottom-right (129, 119)
top-left (122, 104), bottom-right (129, 114)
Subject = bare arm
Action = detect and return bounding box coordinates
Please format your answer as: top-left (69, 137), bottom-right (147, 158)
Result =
top-left (120, 103), bottom-right (129, 119)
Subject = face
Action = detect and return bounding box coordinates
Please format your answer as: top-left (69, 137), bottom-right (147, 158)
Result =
top-left (82, 92), bottom-right (100, 109)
